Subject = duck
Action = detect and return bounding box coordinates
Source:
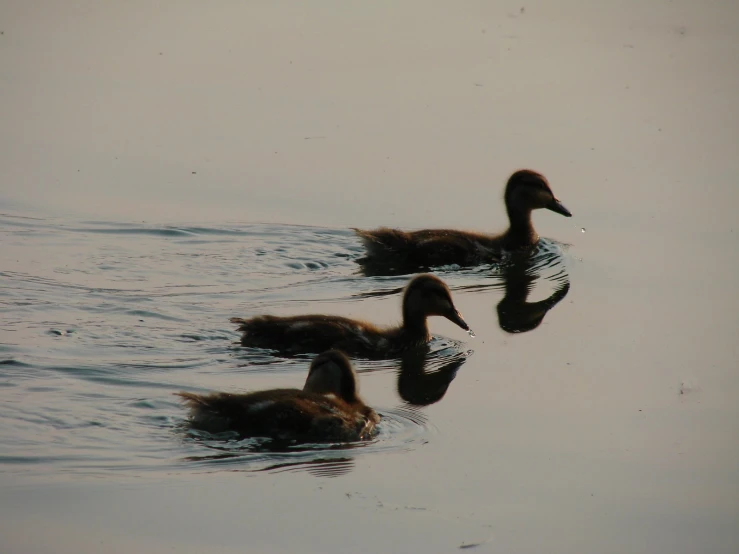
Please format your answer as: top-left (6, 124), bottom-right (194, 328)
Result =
top-left (354, 169), bottom-right (572, 270)
top-left (230, 274), bottom-right (470, 357)
top-left (176, 350), bottom-right (379, 442)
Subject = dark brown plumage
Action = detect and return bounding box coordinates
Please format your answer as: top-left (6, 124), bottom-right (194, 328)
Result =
top-left (176, 350), bottom-right (379, 442)
top-left (354, 169), bottom-right (572, 270)
top-left (230, 274), bottom-right (470, 357)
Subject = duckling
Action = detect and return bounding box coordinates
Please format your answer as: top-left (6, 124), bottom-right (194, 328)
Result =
top-left (354, 169), bottom-right (571, 270)
top-left (230, 274), bottom-right (470, 357)
top-left (176, 350), bottom-right (379, 442)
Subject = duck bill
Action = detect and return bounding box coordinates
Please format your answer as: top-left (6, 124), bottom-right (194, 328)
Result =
top-left (446, 309), bottom-right (470, 331)
top-left (547, 198), bottom-right (572, 217)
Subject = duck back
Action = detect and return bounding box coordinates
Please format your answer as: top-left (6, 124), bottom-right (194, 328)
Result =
top-left (177, 389), bottom-right (378, 442)
top-left (230, 315), bottom-right (407, 356)
top-left (356, 227), bottom-right (499, 268)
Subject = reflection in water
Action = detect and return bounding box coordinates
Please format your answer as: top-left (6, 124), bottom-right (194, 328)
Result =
top-left (355, 238), bottom-right (571, 335)
top-left (496, 255), bottom-right (570, 334)
top-left (451, 241), bottom-right (571, 334)
top-left (397, 347), bottom-right (471, 406)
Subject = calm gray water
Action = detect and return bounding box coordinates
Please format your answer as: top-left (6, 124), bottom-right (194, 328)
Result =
top-left (2, 1), bottom-right (738, 553)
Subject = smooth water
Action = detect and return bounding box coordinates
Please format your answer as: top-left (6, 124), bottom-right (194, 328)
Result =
top-left (2, 1), bottom-right (739, 553)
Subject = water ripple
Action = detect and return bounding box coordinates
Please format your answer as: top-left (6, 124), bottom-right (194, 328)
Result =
top-left (176, 404), bottom-right (435, 477)
top-left (0, 214), bottom-right (566, 481)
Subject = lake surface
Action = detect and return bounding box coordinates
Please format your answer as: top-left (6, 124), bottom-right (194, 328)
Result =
top-left (1, 1), bottom-right (738, 553)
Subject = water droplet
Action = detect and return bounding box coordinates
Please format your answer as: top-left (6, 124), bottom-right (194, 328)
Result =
top-left (467, 329), bottom-right (476, 338)
top-left (581, 228), bottom-right (586, 233)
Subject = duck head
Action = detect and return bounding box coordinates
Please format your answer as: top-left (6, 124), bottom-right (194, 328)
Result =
top-left (303, 350), bottom-right (361, 404)
top-left (505, 169), bottom-right (572, 217)
top-left (403, 274), bottom-right (469, 331)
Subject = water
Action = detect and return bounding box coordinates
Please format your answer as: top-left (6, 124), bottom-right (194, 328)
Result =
top-left (2, 1), bottom-right (739, 553)
top-left (0, 214), bottom-right (575, 535)
top-left (1, 216), bottom-right (497, 477)
top-left (1, 214), bottom-right (569, 475)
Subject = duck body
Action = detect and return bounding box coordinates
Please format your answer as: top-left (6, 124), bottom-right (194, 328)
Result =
top-left (355, 169), bottom-right (571, 270)
top-left (231, 314), bottom-right (424, 357)
top-left (177, 351), bottom-right (379, 442)
top-left (355, 227), bottom-right (502, 268)
top-left (231, 274), bottom-right (470, 357)
top-left (177, 388), bottom-right (377, 442)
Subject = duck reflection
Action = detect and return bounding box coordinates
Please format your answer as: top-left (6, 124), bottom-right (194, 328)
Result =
top-left (496, 257), bottom-right (570, 333)
top-left (446, 244), bottom-right (571, 334)
top-left (396, 347), bottom-right (470, 406)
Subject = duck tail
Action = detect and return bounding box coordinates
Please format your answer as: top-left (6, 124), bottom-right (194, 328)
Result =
top-left (229, 317), bottom-right (249, 331)
top-left (174, 391), bottom-right (210, 408)
top-left (352, 227), bottom-right (379, 244)
top-left (353, 227), bottom-right (403, 255)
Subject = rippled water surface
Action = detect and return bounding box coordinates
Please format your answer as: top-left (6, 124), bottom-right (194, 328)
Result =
top-left (2, 213), bottom-right (577, 477)
top-left (1, 216), bottom-right (494, 476)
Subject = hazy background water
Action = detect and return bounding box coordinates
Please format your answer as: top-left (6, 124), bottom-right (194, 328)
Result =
top-left (1, 1), bottom-right (738, 553)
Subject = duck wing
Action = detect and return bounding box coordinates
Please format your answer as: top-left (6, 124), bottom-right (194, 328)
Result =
top-left (230, 315), bottom-right (381, 355)
top-left (177, 389), bottom-right (344, 439)
top-left (354, 227), bottom-right (499, 266)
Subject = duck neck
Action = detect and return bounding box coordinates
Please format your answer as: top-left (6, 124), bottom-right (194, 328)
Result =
top-left (402, 305), bottom-right (431, 341)
top-left (505, 204), bottom-right (538, 249)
